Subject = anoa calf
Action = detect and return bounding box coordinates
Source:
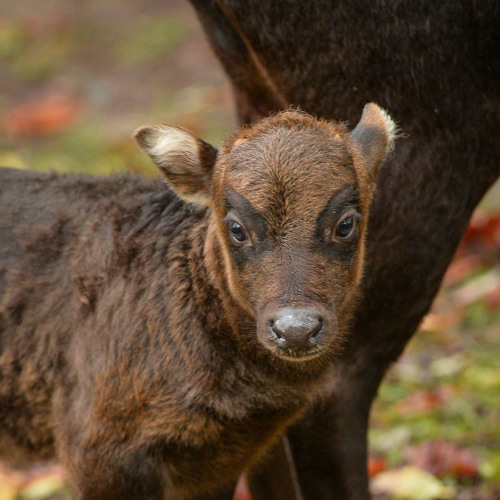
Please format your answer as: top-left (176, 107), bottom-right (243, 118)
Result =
top-left (0, 104), bottom-right (395, 499)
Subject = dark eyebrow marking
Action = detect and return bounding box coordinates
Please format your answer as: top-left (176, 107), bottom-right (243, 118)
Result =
top-left (224, 188), bottom-right (268, 239)
top-left (315, 185), bottom-right (360, 236)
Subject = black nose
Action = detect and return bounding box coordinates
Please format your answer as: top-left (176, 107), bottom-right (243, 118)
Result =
top-left (269, 307), bottom-right (323, 349)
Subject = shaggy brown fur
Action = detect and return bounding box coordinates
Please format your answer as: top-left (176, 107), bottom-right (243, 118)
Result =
top-left (0, 106), bottom-right (394, 499)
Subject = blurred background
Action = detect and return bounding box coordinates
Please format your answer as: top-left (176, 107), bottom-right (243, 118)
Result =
top-left (0, 1), bottom-right (499, 499)
top-left (0, 0), bottom-right (234, 176)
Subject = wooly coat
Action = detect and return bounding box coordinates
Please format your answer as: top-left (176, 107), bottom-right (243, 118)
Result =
top-left (0, 105), bottom-right (395, 499)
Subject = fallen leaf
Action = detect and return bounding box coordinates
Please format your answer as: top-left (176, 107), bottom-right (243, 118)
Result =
top-left (399, 391), bottom-right (440, 414)
top-left (0, 464), bottom-right (24, 500)
top-left (463, 213), bottom-right (500, 248)
top-left (486, 286), bottom-right (500, 309)
top-left (452, 267), bottom-right (500, 308)
top-left (371, 466), bottom-right (455, 500)
top-left (0, 151), bottom-right (26, 169)
top-left (18, 471), bottom-right (65, 499)
top-left (368, 456), bottom-right (387, 477)
top-left (3, 95), bottom-right (82, 137)
top-left (420, 310), bottom-right (464, 333)
top-left (397, 386), bottom-right (454, 415)
top-left (409, 441), bottom-right (479, 479)
top-left (479, 455), bottom-right (500, 485)
top-left (0, 484), bottom-right (18, 500)
top-left (443, 254), bottom-right (486, 286)
top-left (233, 474), bottom-right (252, 500)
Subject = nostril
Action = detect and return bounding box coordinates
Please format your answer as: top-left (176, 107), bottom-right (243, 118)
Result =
top-left (310, 317), bottom-right (323, 339)
top-left (269, 319), bottom-right (284, 340)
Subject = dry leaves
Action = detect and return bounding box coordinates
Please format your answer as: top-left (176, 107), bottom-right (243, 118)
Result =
top-left (372, 466), bottom-right (455, 500)
top-left (3, 95), bottom-right (82, 137)
top-left (409, 441), bottom-right (479, 479)
top-left (0, 462), bottom-right (66, 500)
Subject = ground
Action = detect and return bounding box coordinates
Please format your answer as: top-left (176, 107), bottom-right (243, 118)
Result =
top-left (0, 1), bottom-right (499, 499)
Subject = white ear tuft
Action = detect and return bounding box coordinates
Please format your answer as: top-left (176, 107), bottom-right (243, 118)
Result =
top-left (134, 125), bottom-right (217, 206)
top-left (140, 126), bottom-right (199, 174)
top-left (377, 106), bottom-right (398, 155)
top-left (350, 103), bottom-right (398, 177)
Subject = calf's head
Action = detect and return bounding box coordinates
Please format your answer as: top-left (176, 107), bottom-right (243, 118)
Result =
top-left (136, 104), bottom-right (396, 362)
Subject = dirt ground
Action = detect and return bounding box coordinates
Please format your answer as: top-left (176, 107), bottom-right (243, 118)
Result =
top-left (0, 1), bottom-right (499, 499)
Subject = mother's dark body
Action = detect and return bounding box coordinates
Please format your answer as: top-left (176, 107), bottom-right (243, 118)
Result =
top-left (188, 1), bottom-right (500, 498)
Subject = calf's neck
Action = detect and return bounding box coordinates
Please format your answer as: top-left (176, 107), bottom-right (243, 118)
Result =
top-left (0, 105), bottom-right (394, 499)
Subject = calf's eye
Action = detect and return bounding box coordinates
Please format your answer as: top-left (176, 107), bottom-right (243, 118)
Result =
top-left (229, 221), bottom-right (248, 243)
top-left (335, 215), bottom-right (357, 239)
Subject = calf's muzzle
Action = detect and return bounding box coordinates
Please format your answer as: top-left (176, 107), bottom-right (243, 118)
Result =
top-left (259, 304), bottom-right (333, 359)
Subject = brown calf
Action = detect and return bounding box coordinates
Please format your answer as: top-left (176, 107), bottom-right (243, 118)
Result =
top-left (0, 104), bottom-right (394, 499)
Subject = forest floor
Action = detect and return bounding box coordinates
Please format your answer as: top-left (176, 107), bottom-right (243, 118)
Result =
top-left (1, 1), bottom-right (499, 499)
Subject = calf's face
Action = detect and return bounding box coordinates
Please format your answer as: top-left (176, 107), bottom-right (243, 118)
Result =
top-left (136, 104), bottom-right (396, 362)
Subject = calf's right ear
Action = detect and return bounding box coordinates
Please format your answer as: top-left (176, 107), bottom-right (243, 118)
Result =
top-left (134, 125), bottom-right (218, 206)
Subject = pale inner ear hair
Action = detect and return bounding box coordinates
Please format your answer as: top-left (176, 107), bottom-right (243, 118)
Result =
top-left (377, 106), bottom-right (399, 157)
top-left (143, 126), bottom-right (200, 175)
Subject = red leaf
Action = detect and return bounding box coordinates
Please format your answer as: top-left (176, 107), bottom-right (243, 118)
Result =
top-left (368, 456), bottom-right (387, 477)
top-left (398, 387), bottom-right (454, 415)
top-left (4, 95), bottom-right (82, 137)
top-left (399, 392), bottom-right (440, 414)
top-left (233, 474), bottom-right (252, 500)
top-left (410, 441), bottom-right (479, 478)
top-left (463, 213), bottom-right (500, 248)
top-left (486, 285), bottom-right (500, 309)
top-left (443, 254), bottom-right (486, 286)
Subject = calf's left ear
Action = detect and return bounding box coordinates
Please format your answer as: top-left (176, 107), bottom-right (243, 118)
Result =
top-left (350, 103), bottom-right (397, 178)
top-left (135, 125), bottom-right (218, 206)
